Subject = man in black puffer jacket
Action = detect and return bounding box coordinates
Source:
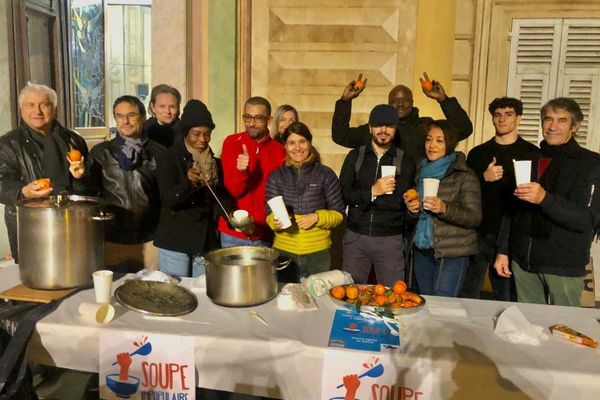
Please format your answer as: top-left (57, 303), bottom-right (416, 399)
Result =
top-left (332, 73), bottom-right (473, 162)
top-left (494, 98), bottom-right (600, 307)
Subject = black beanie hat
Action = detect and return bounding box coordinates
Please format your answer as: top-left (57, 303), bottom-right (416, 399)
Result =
top-left (180, 99), bottom-right (215, 134)
top-left (369, 104), bottom-right (398, 126)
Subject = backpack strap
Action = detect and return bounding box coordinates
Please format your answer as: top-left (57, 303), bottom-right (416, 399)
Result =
top-left (393, 147), bottom-right (404, 173)
top-left (355, 145), bottom-right (366, 175)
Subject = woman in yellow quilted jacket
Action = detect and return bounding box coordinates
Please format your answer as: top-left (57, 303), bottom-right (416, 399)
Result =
top-left (266, 121), bottom-right (345, 282)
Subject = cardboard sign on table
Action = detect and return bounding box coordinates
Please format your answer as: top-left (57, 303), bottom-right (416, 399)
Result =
top-left (99, 330), bottom-right (195, 400)
top-left (321, 350), bottom-right (432, 400)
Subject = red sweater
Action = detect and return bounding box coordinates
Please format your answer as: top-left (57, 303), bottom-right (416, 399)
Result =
top-left (218, 131), bottom-right (285, 240)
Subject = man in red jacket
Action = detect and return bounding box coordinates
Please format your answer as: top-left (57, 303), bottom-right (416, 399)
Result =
top-left (219, 96), bottom-right (285, 247)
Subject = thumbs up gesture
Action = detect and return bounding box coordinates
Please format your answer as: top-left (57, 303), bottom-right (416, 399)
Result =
top-left (237, 144), bottom-right (250, 171)
top-left (483, 157), bottom-right (503, 182)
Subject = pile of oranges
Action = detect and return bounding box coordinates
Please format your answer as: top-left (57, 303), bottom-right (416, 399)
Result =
top-left (329, 280), bottom-right (423, 309)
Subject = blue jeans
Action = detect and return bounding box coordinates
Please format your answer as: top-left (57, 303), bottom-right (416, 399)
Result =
top-left (413, 249), bottom-right (468, 297)
top-left (219, 232), bottom-right (271, 248)
top-left (158, 248), bottom-right (206, 278)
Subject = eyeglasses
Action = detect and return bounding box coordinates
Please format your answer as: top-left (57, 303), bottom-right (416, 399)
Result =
top-left (242, 114), bottom-right (268, 123)
top-left (115, 112), bottom-right (140, 122)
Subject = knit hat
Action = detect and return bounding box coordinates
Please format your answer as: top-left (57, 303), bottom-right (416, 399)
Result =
top-left (369, 104), bottom-right (398, 126)
top-left (180, 99), bottom-right (215, 133)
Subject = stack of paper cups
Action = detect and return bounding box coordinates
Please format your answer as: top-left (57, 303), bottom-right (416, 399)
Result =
top-left (267, 196), bottom-right (292, 229)
top-left (381, 165), bottom-right (396, 194)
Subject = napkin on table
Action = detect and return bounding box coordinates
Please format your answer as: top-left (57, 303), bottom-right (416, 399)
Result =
top-left (493, 305), bottom-right (548, 345)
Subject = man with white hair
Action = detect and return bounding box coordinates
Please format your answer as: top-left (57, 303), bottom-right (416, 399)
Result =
top-left (0, 83), bottom-right (88, 262)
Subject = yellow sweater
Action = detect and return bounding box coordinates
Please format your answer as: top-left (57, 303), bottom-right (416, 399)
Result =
top-left (266, 210), bottom-right (344, 255)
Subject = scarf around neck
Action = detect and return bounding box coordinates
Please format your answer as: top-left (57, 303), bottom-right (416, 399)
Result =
top-left (413, 152), bottom-right (456, 249)
top-left (115, 131), bottom-right (148, 170)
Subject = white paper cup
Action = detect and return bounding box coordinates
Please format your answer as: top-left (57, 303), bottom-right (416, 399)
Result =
top-left (381, 165), bottom-right (396, 194)
top-left (423, 178), bottom-right (440, 210)
top-left (267, 196), bottom-right (292, 229)
top-left (78, 302), bottom-right (115, 324)
top-left (513, 160), bottom-right (532, 185)
top-left (92, 270), bottom-right (113, 304)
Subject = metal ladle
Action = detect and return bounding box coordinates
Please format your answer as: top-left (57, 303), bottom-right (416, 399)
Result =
top-left (200, 174), bottom-right (252, 230)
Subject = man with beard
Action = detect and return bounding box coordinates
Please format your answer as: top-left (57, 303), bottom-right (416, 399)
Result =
top-left (461, 97), bottom-right (540, 300)
top-left (218, 96), bottom-right (285, 247)
top-left (339, 104), bottom-right (416, 286)
top-left (332, 73), bottom-right (473, 162)
top-left (0, 83), bottom-right (87, 262)
top-left (494, 98), bottom-right (600, 306)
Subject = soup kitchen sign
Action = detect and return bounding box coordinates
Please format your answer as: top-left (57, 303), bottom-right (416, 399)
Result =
top-left (99, 330), bottom-right (195, 400)
top-left (321, 350), bottom-right (432, 400)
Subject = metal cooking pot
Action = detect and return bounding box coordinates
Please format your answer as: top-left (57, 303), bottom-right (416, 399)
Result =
top-left (204, 246), bottom-right (290, 307)
top-left (17, 194), bottom-right (112, 289)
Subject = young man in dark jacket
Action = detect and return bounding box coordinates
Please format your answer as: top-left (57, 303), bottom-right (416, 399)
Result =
top-left (494, 98), bottom-right (600, 307)
top-left (332, 73), bottom-right (473, 162)
top-left (340, 104), bottom-right (416, 287)
top-left (461, 97), bottom-right (540, 300)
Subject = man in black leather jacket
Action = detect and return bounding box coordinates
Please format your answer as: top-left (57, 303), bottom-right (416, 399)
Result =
top-left (0, 83), bottom-right (88, 262)
top-left (88, 95), bottom-right (164, 269)
top-left (332, 73), bottom-right (473, 162)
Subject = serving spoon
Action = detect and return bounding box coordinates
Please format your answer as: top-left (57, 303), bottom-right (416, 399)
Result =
top-left (199, 174), bottom-right (252, 230)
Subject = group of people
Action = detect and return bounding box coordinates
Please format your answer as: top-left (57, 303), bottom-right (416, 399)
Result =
top-left (1, 75), bottom-right (599, 308)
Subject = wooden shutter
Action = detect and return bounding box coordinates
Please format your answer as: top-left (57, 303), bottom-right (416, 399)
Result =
top-left (557, 20), bottom-right (600, 151)
top-left (507, 20), bottom-right (562, 144)
top-left (508, 19), bottom-right (600, 151)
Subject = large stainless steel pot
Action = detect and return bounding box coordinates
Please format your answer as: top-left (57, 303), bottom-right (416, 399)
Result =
top-left (204, 246), bottom-right (290, 307)
top-left (17, 194), bottom-right (112, 289)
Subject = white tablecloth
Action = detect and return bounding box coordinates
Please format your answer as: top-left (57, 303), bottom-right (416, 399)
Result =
top-left (2, 265), bottom-right (600, 399)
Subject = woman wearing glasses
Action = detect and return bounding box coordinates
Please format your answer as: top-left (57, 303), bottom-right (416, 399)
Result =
top-left (153, 100), bottom-right (227, 277)
top-left (266, 121), bottom-right (345, 282)
top-left (270, 104), bottom-right (299, 144)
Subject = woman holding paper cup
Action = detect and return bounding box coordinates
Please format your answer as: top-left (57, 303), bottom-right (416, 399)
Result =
top-left (404, 120), bottom-right (481, 297)
top-left (266, 122), bottom-right (345, 282)
top-left (153, 100), bottom-right (228, 278)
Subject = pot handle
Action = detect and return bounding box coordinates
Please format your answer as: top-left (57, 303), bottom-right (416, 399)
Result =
top-left (275, 258), bottom-right (292, 271)
top-left (92, 210), bottom-right (114, 221)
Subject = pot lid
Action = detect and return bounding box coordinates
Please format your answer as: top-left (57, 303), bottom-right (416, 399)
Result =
top-left (115, 280), bottom-right (198, 316)
top-left (17, 194), bottom-right (100, 209)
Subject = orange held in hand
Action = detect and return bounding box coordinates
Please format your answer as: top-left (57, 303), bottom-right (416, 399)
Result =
top-left (330, 285), bottom-right (346, 300)
top-left (421, 79), bottom-right (433, 92)
top-left (403, 188), bottom-right (418, 201)
top-left (392, 280), bottom-right (407, 295)
top-left (354, 80), bottom-right (365, 90)
top-left (34, 178), bottom-right (52, 190)
top-left (68, 148), bottom-right (82, 162)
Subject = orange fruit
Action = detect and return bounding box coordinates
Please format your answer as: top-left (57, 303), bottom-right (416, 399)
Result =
top-left (346, 285), bottom-right (359, 300)
top-left (403, 188), bottom-right (418, 201)
top-left (421, 79), bottom-right (433, 92)
top-left (373, 284), bottom-right (386, 295)
top-left (354, 80), bottom-right (365, 90)
top-left (68, 149), bottom-right (82, 162)
top-left (330, 286), bottom-right (345, 300)
top-left (374, 295), bottom-right (387, 306)
top-left (392, 280), bottom-right (407, 295)
top-left (34, 178), bottom-right (52, 190)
